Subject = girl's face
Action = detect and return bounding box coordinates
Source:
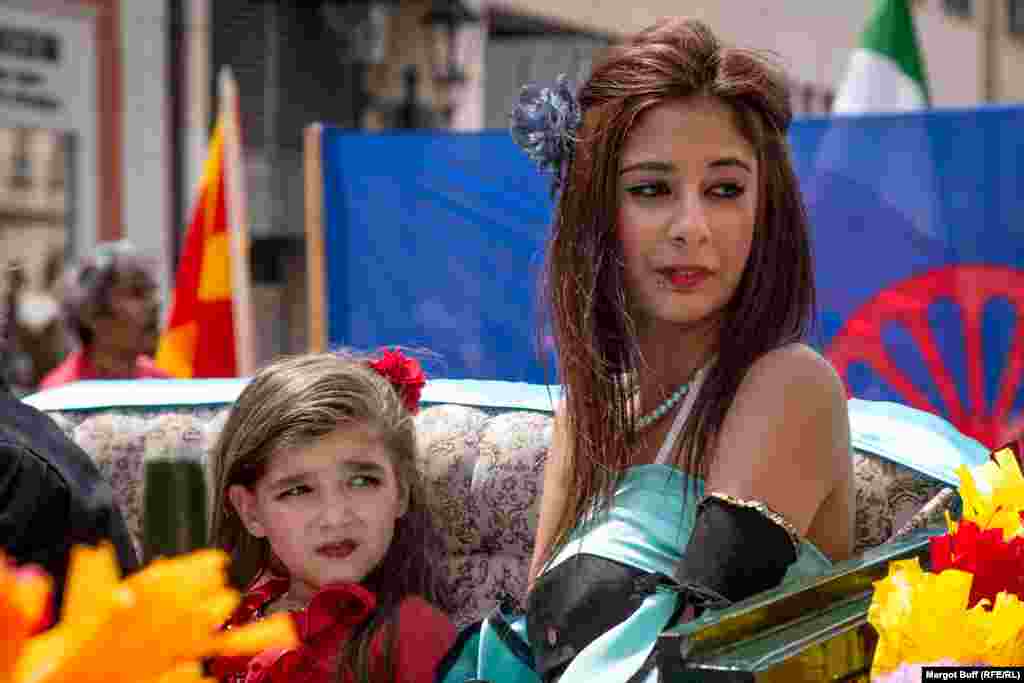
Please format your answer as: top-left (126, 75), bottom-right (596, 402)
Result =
top-left (229, 424), bottom-right (408, 604)
top-left (617, 96), bottom-right (758, 336)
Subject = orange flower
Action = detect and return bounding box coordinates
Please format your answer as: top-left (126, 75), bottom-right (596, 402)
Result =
top-left (0, 554), bottom-right (52, 683)
top-left (10, 544), bottom-right (297, 683)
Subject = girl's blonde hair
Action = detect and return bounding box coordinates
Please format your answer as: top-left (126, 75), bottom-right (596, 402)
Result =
top-left (208, 350), bottom-right (448, 683)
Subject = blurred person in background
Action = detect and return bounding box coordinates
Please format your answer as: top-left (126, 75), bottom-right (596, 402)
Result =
top-left (1, 262), bottom-right (31, 393)
top-left (0, 317), bottom-right (139, 615)
top-left (18, 249), bottom-right (69, 386)
top-left (39, 240), bottom-right (171, 389)
top-left (3, 252), bottom-right (67, 394)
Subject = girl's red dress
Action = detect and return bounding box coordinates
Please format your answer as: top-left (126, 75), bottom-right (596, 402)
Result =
top-left (209, 577), bottom-right (456, 683)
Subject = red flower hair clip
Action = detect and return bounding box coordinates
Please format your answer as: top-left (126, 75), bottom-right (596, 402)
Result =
top-left (368, 349), bottom-right (426, 414)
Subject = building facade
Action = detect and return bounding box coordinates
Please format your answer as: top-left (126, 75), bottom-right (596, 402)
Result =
top-left (0, 0), bottom-right (171, 310)
top-left (4, 1), bottom-right (1022, 382)
top-left (488, 0), bottom-right (1024, 110)
top-left (201, 0), bottom-right (487, 361)
top-left (188, 0), bottom-right (1024, 364)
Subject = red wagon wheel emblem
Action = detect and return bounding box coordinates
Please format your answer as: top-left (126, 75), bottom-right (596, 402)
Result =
top-left (825, 265), bottom-right (1024, 449)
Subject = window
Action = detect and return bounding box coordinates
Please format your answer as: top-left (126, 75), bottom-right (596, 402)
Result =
top-left (1011, 0), bottom-right (1024, 36)
top-left (10, 128), bottom-right (31, 189)
top-left (211, 0), bottom-right (367, 239)
top-left (485, 10), bottom-right (611, 130)
top-left (943, 0), bottom-right (971, 18)
top-left (48, 135), bottom-right (64, 192)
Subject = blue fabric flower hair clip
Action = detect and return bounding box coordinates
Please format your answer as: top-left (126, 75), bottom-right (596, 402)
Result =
top-left (509, 74), bottom-right (581, 196)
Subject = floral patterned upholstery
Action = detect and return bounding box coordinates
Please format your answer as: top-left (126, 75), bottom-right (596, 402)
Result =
top-left (416, 406), bottom-right (549, 626)
top-left (57, 406), bottom-right (228, 562)
top-left (852, 450), bottom-right (945, 552)
top-left (49, 401), bottom-right (944, 629)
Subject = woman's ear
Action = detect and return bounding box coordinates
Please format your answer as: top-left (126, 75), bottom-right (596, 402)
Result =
top-left (227, 484), bottom-right (266, 538)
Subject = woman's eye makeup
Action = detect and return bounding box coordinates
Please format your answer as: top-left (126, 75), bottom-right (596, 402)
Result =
top-left (708, 181), bottom-right (745, 198)
top-left (625, 181), bottom-right (671, 198)
top-left (624, 179), bottom-right (745, 200)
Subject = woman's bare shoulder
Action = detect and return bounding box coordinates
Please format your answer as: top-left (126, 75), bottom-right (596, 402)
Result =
top-left (743, 343), bottom-right (845, 396)
top-left (732, 342), bottom-right (850, 461)
top-left (707, 342), bottom-right (850, 537)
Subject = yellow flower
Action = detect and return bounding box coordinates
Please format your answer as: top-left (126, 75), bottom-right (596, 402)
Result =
top-left (10, 544), bottom-right (297, 683)
top-left (868, 558), bottom-right (1024, 676)
top-left (0, 555), bottom-right (52, 683)
top-left (951, 448), bottom-right (1024, 540)
top-left (869, 558), bottom-right (972, 675)
top-left (975, 592), bottom-right (1024, 667)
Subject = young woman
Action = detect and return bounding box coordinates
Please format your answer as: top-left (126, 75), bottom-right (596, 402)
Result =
top-left (513, 16), bottom-right (854, 683)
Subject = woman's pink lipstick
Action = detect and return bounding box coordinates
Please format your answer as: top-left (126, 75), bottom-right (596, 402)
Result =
top-left (316, 541), bottom-right (357, 559)
top-left (664, 268), bottom-right (709, 288)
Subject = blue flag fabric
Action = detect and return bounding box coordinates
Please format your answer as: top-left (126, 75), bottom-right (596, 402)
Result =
top-left (318, 106), bottom-right (1024, 448)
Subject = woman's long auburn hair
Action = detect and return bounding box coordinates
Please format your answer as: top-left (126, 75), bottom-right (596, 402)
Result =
top-left (207, 351), bottom-right (450, 683)
top-left (540, 18), bottom-right (815, 565)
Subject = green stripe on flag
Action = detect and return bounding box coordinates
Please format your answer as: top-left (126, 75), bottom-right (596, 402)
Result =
top-left (860, 0), bottom-right (930, 104)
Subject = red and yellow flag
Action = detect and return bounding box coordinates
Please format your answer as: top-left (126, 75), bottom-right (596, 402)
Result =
top-left (156, 69), bottom-right (254, 378)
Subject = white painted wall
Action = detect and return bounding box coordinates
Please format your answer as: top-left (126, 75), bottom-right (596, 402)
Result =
top-left (184, 0), bottom-right (208, 215)
top-left (451, 0), bottom-right (488, 131)
top-left (916, 1), bottom-right (982, 107)
top-left (120, 0), bottom-right (170, 299)
top-left (493, 0), bottom-right (989, 109)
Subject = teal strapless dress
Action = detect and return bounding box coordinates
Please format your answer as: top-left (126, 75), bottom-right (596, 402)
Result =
top-left (527, 464), bottom-right (833, 683)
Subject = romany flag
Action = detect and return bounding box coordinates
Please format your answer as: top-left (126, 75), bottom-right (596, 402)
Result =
top-left (806, 1), bottom-right (980, 438)
top-left (156, 68), bottom-right (255, 378)
top-left (833, 0), bottom-right (930, 113)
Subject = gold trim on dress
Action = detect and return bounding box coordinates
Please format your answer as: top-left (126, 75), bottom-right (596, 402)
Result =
top-left (700, 492), bottom-right (802, 551)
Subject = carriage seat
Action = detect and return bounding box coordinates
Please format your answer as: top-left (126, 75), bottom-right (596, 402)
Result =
top-left (25, 379), bottom-right (989, 630)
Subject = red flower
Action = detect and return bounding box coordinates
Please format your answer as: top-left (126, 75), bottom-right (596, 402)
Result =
top-left (930, 519), bottom-right (1024, 608)
top-left (368, 349), bottom-right (426, 414)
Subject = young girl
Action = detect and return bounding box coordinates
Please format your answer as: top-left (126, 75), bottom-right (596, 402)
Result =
top-left (206, 350), bottom-right (455, 683)
top-left (508, 16), bottom-right (853, 683)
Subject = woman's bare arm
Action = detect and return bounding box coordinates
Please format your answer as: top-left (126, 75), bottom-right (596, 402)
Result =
top-left (528, 404), bottom-right (571, 589)
top-left (704, 343), bottom-right (853, 561)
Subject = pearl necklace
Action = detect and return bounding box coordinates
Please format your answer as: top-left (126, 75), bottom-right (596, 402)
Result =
top-left (635, 381), bottom-right (691, 431)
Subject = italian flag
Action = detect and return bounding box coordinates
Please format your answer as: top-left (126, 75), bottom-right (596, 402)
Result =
top-left (833, 0), bottom-right (930, 113)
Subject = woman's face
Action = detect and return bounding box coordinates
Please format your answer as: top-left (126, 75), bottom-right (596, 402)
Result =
top-left (89, 267), bottom-right (161, 357)
top-left (617, 96), bottom-right (758, 336)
